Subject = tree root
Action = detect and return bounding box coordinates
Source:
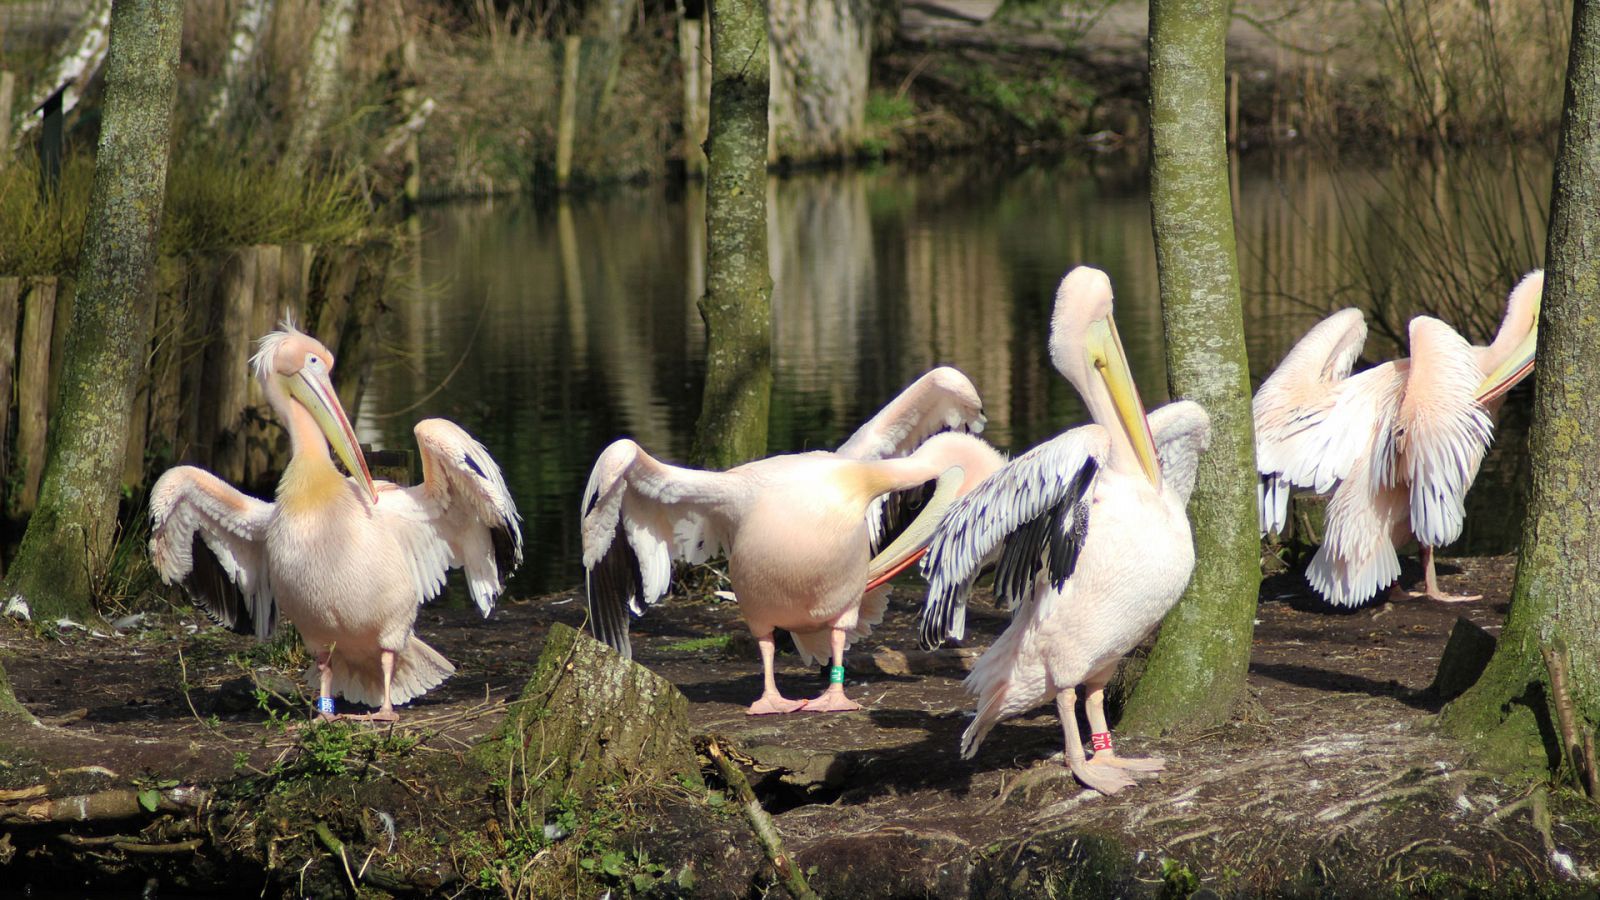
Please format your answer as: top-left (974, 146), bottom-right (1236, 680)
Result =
top-left (1540, 640), bottom-right (1599, 799)
top-left (703, 736), bottom-right (819, 900)
top-left (0, 786), bottom-right (210, 825)
top-left (312, 821), bottom-right (446, 894)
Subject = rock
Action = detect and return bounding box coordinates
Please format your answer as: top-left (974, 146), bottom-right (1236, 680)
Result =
top-left (865, 647), bottom-right (982, 677)
top-left (482, 623), bottom-right (702, 801)
top-left (1429, 617), bottom-right (1497, 701)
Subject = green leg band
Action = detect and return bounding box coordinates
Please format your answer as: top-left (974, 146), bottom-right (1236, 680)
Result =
top-left (828, 665), bottom-right (846, 685)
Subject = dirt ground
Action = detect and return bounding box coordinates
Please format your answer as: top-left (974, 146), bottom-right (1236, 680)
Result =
top-left (3, 548), bottom-right (1598, 897)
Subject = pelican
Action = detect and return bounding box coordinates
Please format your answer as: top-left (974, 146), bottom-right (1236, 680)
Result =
top-left (1254, 270), bottom-right (1541, 606)
top-left (918, 266), bottom-right (1211, 796)
top-left (583, 367), bottom-right (1006, 715)
top-left (150, 322), bottom-right (523, 721)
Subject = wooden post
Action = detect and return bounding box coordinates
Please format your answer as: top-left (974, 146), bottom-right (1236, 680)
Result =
top-left (0, 278), bottom-right (18, 477)
top-left (1227, 70), bottom-right (1240, 148)
top-left (556, 35), bottom-right (582, 191)
top-left (12, 278), bottom-right (58, 516)
top-left (679, 18), bottom-right (707, 176)
top-left (144, 257), bottom-right (187, 472)
top-left (310, 246), bottom-right (359, 352)
top-left (120, 284), bottom-right (159, 490)
top-left (204, 248), bottom-right (257, 485)
top-left (245, 244), bottom-right (283, 484)
top-left (0, 72), bottom-right (14, 169)
top-left (333, 244), bottom-right (386, 417)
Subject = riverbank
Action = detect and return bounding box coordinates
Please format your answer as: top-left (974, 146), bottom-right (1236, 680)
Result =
top-left (3, 552), bottom-right (1595, 896)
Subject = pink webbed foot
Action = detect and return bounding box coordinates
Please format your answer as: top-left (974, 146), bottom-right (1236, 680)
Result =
top-left (1089, 753), bottom-right (1166, 776)
top-left (1067, 757), bottom-right (1138, 795)
top-left (747, 693), bottom-right (807, 716)
top-left (802, 686), bottom-right (861, 713)
top-left (1408, 589), bottom-right (1483, 603)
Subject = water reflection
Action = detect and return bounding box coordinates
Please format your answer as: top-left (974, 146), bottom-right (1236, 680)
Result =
top-left (360, 149), bottom-right (1547, 596)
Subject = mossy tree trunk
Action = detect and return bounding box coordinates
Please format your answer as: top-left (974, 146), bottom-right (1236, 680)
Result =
top-left (9, 0), bottom-right (111, 146)
top-left (2, 0), bottom-right (181, 623)
top-left (693, 0), bottom-right (773, 470)
top-left (203, 0), bottom-right (272, 130)
top-left (1118, 0), bottom-right (1260, 735)
top-left (1440, 3), bottom-right (1600, 776)
top-left (282, 0), bottom-right (355, 172)
top-left (0, 659), bottom-right (32, 722)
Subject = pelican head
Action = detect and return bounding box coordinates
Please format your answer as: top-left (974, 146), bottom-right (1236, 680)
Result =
top-left (1476, 269), bottom-right (1542, 403)
top-left (1048, 267), bottom-right (1162, 485)
top-left (253, 322), bottom-right (376, 500)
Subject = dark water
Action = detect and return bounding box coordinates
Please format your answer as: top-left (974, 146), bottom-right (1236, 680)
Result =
top-left (357, 150), bottom-right (1548, 596)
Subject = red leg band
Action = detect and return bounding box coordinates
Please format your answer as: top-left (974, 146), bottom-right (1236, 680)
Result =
top-left (1090, 731), bottom-right (1113, 752)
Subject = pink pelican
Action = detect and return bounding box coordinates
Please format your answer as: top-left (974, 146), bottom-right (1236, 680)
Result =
top-left (582, 367), bottom-right (1006, 715)
top-left (918, 266), bottom-right (1211, 796)
top-left (1254, 271), bottom-right (1541, 606)
top-left (150, 322), bottom-right (522, 721)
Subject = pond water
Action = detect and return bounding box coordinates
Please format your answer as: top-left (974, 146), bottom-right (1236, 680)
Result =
top-left (358, 148), bottom-right (1550, 597)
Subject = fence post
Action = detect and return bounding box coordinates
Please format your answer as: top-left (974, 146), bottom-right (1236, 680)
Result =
top-left (556, 34), bottom-right (582, 191)
top-left (0, 72), bottom-right (15, 169)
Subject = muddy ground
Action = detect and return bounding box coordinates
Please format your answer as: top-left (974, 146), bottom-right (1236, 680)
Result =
top-left (2, 552), bottom-right (1598, 897)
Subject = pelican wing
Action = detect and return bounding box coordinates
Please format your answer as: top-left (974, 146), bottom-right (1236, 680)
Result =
top-left (836, 366), bottom-right (986, 461)
top-left (837, 367), bottom-right (986, 553)
top-left (1253, 308), bottom-right (1368, 534)
top-left (374, 419), bottom-right (524, 617)
top-left (149, 467), bottom-right (276, 640)
top-left (581, 440), bottom-right (734, 658)
top-left (1149, 400), bottom-right (1213, 506)
top-left (1393, 318), bottom-right (1493, 548)
top-left (918, 425), bottom-right (1108, 649)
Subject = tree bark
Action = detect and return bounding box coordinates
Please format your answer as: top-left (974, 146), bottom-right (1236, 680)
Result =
top-left (282, 0), bottom-right (356, 172)
top-left (9, 0), bottom-right (112, 146)
top-left (693, 0), bottom-right (773, 470)
top-left (1440, 2), bottom-right (1600, 776)
top-left (0, 659), bottom-right (33, 723)
top-left (3, 0), bottom-right (182, 623)
top-left (578, 0), bottom-right (641, 122)
top-left (768, 0), bottom-right (873, 163)
top-left (1118, 0), bottom-right (1260, 735)
top-left (203, 0), bottom-right (273, 130)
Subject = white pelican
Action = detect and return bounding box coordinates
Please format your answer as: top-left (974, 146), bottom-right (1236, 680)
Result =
top-left (1254, 270), bottom-right (1541, 606)
top-left (918, 267), bottom-right (1211, 796)
top-left (582, 367), bottom-right (1006, 715)
top-left (150, 322), bottom-right (522, 721)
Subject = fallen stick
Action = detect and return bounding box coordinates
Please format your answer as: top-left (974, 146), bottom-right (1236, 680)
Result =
top-left (311, 822), bottom-right (425, 895)
top-left (703, 736), bottom-right (819, 900)
top-left (0, 786), bottom-right (209, 825)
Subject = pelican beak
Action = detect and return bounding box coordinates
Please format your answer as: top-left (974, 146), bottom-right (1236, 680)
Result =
top-left (864, 465), bottom-right (965, 592)
top-left (286, 367), bottom-right (378, 502)
top-left (1086, 314), bottom-right (1161, 486)
top-left (1475, 323), bottom-right (1537, 404)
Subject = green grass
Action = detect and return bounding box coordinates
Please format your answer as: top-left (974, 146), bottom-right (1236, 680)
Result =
top-left (660, 634), bottom-right (731, 654)
top-left (0, 142), bottom-right (371, 278)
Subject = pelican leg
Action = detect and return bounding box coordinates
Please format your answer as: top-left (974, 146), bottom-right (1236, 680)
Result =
top-left (1082, 673), bottom-right (1164, 776)
top-left (747, 631), bottom-right (806, 716)
top-left (368, 650), bottom-right (400, 723)
top-left (1409, 546), bottom-right (1482, 603)
top-left (803, 628), bottom-right (862, 713)
top-left (1058, 689), bottom-right (1135, 795)
top-left (315, 650), bottom-right (337, 721)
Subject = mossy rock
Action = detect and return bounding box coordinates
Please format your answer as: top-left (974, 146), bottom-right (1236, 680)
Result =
top-left (480, 623), bottom-right (702, 801)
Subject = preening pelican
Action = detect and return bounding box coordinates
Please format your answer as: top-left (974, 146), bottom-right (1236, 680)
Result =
top-left (150, 322), bottom-right (523, 721)
top-left (919, 267), bottom-right (1211, 796)
top-left (583, 367), bottom-right (1006, 715)
top-left (1255, 270), bottom-right (1541, 606)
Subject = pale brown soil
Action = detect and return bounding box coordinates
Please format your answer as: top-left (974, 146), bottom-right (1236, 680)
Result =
top-left (2, 552), bottom-right (1597, 896)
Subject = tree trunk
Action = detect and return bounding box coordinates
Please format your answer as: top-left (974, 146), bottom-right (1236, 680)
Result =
top-left (282, 0), bottom-right (356, 172)
top-left (480, 623), bottom-right (701, 805)
top-left (1440, 3), bottom-right (1600, 777)
top-left (768, 0), bottom-right (873, 163)
top-left (578, 0), bottom-right (641, 121)
top-left (0, 659), bottom-right (32, 723)
top-left (9, 0), bottom-right (112, 146)
top-left (2, 0), bottom-right (182, 623)
top-left (1118, 0), bottom-right (1260, 735)
top-left (203, 0), bottom-right (273, 130)
top-left (692, 0), bottom-right (773, 470)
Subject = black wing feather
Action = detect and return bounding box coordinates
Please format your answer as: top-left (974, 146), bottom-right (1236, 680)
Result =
top-left (187, 534), bottom-right (273, 637)
top-left (586, 522), bottom-right (643, 657)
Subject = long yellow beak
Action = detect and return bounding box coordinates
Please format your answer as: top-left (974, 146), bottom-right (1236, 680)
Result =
top-left (287, 367), bottom-right (378, 501)
top-left (1086, 315), bottom-right (1161, 486)
top-left (1476, 323), bottom-right (1537, 404)
top-left (864, 465), bottom-right (966, 592)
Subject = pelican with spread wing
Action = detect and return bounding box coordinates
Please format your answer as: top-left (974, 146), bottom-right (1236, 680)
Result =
top-left (1255, 270), bottom-right (1540, 606)
top-left (919, 267), bottom-right (1211, 796)
top-left (150, 323), bottom-right (523, 721)
top-left (583, 367), bottom-right (1005, 715)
